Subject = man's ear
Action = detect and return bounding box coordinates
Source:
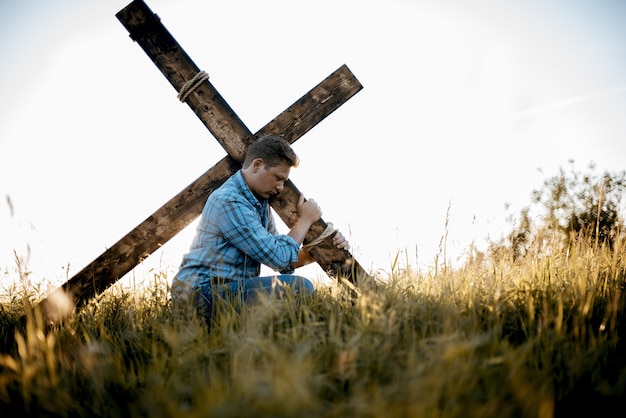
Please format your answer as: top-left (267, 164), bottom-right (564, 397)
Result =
top-left (252, 158), bottom-right (265, 172)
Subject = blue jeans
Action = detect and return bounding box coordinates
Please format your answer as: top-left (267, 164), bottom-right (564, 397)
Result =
top-left (175, 275), bottom-right (315, 324)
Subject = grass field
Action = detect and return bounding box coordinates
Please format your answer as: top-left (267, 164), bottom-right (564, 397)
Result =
top-left (1, 230), bottom-right (625, 417)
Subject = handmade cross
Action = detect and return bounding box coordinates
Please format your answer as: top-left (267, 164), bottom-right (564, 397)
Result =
top-left (28, 0), bottom-right (370, 322)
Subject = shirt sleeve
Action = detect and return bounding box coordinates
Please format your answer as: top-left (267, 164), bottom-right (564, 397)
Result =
top-left (218, 197), bottom-right (299, 272)
top-left (267, 210), bottom-right (296, 274)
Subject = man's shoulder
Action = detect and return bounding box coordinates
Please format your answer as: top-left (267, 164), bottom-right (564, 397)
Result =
top-left (210, 173), bottom-right (247, 203)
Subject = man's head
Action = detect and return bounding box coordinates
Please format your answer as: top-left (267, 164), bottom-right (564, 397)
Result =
top-left (242, 134), bottom-right (299, 200)
top-left (243, 134), bottom-right (299, 169)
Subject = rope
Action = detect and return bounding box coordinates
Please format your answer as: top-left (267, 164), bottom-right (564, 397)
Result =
top-left (303, 222), bottom-right (335, 250)
top-left (177, 70), bottom-right (210, 102)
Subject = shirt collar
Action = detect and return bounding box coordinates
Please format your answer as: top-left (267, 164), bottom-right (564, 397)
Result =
top-left (234, 170), bottom-right (266, 208)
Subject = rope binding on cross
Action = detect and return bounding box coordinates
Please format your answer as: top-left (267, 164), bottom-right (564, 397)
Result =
top-left (303, 222), bottom-right (335, 250)
top-left (177, 70), bottom-right (210, 102)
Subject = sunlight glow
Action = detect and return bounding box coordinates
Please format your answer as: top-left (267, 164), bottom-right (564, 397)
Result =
top-left (1, 0), bottom-right (625, 288)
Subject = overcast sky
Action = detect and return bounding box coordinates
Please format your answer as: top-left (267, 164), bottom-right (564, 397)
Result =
top-left (2, 0), bottom-right (626, 289)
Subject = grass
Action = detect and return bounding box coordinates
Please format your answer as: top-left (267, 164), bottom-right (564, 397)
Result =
top-left (0, 231), bottom-right (625, 417)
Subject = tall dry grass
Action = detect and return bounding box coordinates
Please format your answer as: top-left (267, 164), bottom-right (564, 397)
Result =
top-left (0, 230), bottom-right (624, 417)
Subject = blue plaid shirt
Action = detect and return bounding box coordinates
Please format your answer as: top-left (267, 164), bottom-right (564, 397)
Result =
top-left (176, 170), bottom-right (300, 287)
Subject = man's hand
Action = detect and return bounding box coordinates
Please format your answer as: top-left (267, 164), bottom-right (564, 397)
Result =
top-left (331, 229), bottom-right (350, 251)
top-left (288, 194), bottom-right (322, 245)
top-left (296, 193), bottom-right (322, 225)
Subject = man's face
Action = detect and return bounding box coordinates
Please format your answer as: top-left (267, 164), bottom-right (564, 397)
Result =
top-left (250, 159), bottom-right (291, 200)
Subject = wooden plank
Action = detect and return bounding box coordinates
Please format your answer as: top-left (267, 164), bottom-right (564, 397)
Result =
top-left (116, 0), bottom-right (369, 282)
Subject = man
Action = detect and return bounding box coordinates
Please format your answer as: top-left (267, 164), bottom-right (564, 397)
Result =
top-left (172, 134), bottom-right (349, 321)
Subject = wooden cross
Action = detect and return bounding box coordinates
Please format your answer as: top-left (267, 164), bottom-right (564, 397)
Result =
top-left (26, 0), bottom-right (370, 322)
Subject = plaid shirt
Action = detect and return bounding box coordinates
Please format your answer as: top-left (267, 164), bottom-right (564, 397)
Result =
top-left (176, 170), bottom-right (299, 287)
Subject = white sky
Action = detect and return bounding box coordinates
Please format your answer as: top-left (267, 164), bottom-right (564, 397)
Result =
top-left (1, 0), bottom-right (626, 290)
